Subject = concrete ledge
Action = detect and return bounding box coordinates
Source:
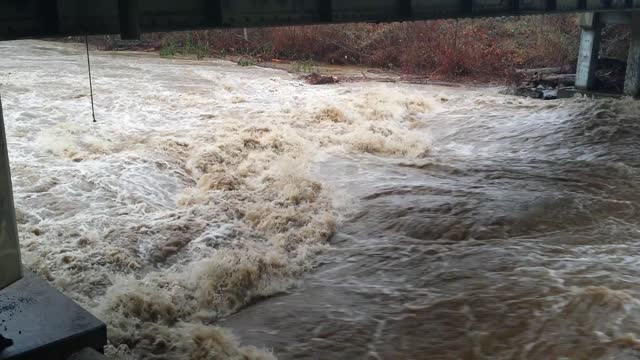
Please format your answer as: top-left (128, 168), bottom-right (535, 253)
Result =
top-left (0, 271), bottom-right (106, 360)
top-left (577, 13), bottom-right (598, 28)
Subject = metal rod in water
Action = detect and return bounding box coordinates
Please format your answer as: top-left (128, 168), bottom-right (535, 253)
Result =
top-left (85, 35), bottom-right (97, 123)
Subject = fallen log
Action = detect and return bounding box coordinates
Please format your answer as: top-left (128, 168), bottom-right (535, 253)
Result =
top-left (532, 74), bottom-right (576, 86)
top-left (540, 74), bottom-right (576, 83)
top-left (522, 73), bottom-right (575, 88)
top-left (516, 66), bottom-right (573, 75)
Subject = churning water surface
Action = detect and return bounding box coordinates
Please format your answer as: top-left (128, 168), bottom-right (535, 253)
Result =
top-left (2, 41), bottom-right (640, 360)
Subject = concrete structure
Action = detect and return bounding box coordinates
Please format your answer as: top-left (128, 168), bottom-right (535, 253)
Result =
top-left (625, 13), bottom-right (640, 97)
top-left (1, 0), bottom-right (640, 41)
top-left (575, 13), bottom-right (602, 90)
top-left (0, 2), bottom-right (635, 97)
top-left (0, 272), bottom-right (106, 360)
top-left (576, 10), bottom-right (640, 96)
top-left (0, 96), bottom-right (21, 291)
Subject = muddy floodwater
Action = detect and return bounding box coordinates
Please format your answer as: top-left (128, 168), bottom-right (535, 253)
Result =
top-left (2, 41), bottom-right (640, 360)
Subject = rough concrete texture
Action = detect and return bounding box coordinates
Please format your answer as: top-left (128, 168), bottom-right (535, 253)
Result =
top-left (624, 13), bottom-right (640, 97)
top-left (2, 0), bottom-right (640, 40)
top-left (575, 15), bottom-right (602, 90)
top-left (0, 271), bottom-right (106, 360)
top-left (0, 96), bottom-right (22, 291)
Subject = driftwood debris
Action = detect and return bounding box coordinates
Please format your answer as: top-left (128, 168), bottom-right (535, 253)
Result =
top-left (514, 58), bottom-right (627, 99)
top-left (303, 73), bottom-right (339, 85)
top-left (518, 66), bottom-right (576, 87)
top-left (514, 66), bottom-right (575, 100)
top-left (515, 66), bottom-right (573, 76)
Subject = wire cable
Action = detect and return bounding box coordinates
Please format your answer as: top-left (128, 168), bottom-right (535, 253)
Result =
top-left (85, 35), bottom-right (97, 123)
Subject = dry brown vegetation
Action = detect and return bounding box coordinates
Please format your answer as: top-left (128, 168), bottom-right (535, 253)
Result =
top-left (93, 15), bottom-right (630, 82)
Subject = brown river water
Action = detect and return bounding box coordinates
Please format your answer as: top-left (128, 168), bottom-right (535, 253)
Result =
top-left (1, 41), bottom-right (640, 360)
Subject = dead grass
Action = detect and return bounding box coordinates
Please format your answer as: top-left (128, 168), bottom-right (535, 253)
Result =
top-left (85, 15), bottom-right (630, 82)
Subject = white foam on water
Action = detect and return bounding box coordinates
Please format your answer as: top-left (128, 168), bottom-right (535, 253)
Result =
top-left (2, 41), bottom-right (438, 359)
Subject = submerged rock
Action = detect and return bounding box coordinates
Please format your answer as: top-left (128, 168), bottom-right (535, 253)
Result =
top-left (542, 88), bottom-right (558, 100)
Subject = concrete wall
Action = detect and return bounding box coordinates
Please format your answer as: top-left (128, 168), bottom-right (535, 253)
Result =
top-left (624, 13), bottom-right (640, 97)
top-left (0, 96), bottom-right (21, 291)
top-left (2, 0), bottom-right (640, 40)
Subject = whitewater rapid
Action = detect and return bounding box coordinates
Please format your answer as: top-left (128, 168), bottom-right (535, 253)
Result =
top-left (3, 41), bottom-right (640, 360)
top-left (1, 41), bottom-right (438, 359)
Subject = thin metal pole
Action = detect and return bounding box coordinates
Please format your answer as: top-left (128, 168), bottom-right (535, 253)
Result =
top-left (85, 35), bottom-right (97, 123)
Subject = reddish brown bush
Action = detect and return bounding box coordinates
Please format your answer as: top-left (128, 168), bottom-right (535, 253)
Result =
top-left (100, 15), bottom-right (628, 82)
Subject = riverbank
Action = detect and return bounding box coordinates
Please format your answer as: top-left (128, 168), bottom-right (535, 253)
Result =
top-left (72, 15), bottom-right (593, 82)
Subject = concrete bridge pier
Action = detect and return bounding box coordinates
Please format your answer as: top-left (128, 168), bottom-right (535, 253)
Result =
top-left (0, 94), bottom-right (22, 290)
top-left (575, 13), bottom-right (602, 90)
top-left (576, 11), bottom-right (640, 96)
top-left (624, 13), bottom-right (640, 97)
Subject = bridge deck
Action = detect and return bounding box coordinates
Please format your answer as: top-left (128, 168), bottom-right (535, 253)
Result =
top-left (0, 0), bottom-right (639, 41)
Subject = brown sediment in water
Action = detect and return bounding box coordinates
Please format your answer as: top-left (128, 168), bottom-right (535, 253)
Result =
top-left (8, 41), bottom-right (437, 360)
top-left (20, 41), bottom-right (640, 360)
